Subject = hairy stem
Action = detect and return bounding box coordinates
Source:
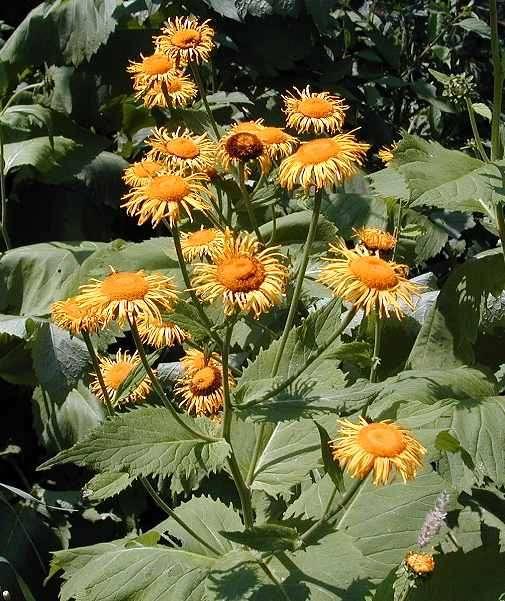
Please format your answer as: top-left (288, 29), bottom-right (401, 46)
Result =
top-left (238, 162), bottom-right (264, 243)
top-left (465, 97), bottom-right (489, 161)
top-left (128, 314), bottom-right (216, 442)
top-left (190, 62), bottom-right (220, 140)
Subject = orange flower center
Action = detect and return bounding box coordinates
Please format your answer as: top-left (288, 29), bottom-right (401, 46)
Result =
top-left (297, 97), bottom-right (333, 118)
top-left (164, 137), bottom-right (200, 159)
top-left (216, 256), bottom-right (265, 292)
top-left (132, 160), bottom-right (161, 178)
top-left (257, 127), bottom-right (287, 145)
top-left (172, 29), bottom-right (202, 48)
top-left (187, 353), bottom-right (206, 370)
top-left (100, 272), bottom-right (149, 301)
top-left (146, 175), bottom-right (190, 202)
top-left (188, 229), bottom-right (217, 246)
top-left (190, 366), bottom-right (221, 394)
top-left (104, 361), bottom-right (134, 389)
top-left (225, 132), bottom-right (264, 161)
top-left (358, 422), bottom-right (407, 457)
top-left (295, 138), bottom-right (338, 165)
top-left (62, 299), bottom-right (87, 320)
top-left (142, 54), bottom-right (174, 75)
top-left (349, 256), bottom-right (399, 290)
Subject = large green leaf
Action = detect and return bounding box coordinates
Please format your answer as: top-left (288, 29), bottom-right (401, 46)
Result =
top-left (155, 496), bottom-right (242, 556)
top-left (258, 210), bottom-right (338, 246)
top-left (408, 249), bottom-right (505, 368)
top-left (84, 472), bottom-right (132, 502)
top-left (39, 407), bottom-right (230, 485)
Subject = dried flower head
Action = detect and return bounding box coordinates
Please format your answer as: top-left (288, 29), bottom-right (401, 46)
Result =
top-left (404, 551), bottom-right (435, 576)
top-left (331, 417), bottom-right (426, 486)
top-left (354, 227), bottom-right (397, 253)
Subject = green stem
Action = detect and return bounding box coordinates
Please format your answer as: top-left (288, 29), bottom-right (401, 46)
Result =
top-left (267, 204), bottom-right (277, 245)
top-left (490, 0), bottom-right (503, 161)
top-left (140, 477), bottom-right (219, 556)
top-left (0, 82), bottom-right (44, 116)
top-left (221, 318), bottom-right (254, 528)
top-left (495, 202), bottom-right (505, 259)
top-left (82, 331), bottom-right (114, 418)
top-left (166, 219), bottom-right (222, 347)
top-left (190, 62), bottom-right (220, 140)
top-left (465, 96), bottom-right (489, 161)
top-left (297, 484), bottom-right (339, 547)
top-left (0, 135), bottom-right (11, 250)
top-left (392, 199), bottom-right (403, 261)
top-left (238, 162), bottom-right (264, 243)
top-left (243, 307), bottom-right (357, 409)
top-left (270, 189), bottom-right (322, 377)
top-left (128, 314), bottom-right (216, 442)
top-left (369, 313), bottom-right (383, 384)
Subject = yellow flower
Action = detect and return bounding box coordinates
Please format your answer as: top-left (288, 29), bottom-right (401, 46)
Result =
top-left (331, 418), bottom-right (426, 486)
top-left (90, 350), bottom-right (151, 406)
top-left (353, 227), bottom-right (397, 253)
top-left (175, 350), bottom-right (234, 416)
top-left (137, 314), bottom-right (188, 349)
top-left (192, 232), bottom-right (289, 318)
top-left (218, 128), bottom-right (265, 172)
top-left (78, 270), bottom-right (178, 325)
top-left (318, 241), bottom-right (422, 318)
top-left (122, 171), bottom-right (213, 228)
top-left (141, 73), bottom-right (197, 109)
top-left (156, 16), bottom-right (215, 64)
top-left (283, 86), bottom-right (348, 134)
top-left (278, 134), bottom-right (369, 191)
top-left (51, 296), bottom-right (104, 335)
top-left (147, 127), bottom-right (217, 174)
top-left (404, 551), bottom-right (435, 576)
top-left (123, 159), bottom-right (165, 188)
top-left (181, 226), bottom-right (226, 261)
top-left (378, 144), bottom-right (396, 165)
top-left (127, 52), bottom-right (177, 95)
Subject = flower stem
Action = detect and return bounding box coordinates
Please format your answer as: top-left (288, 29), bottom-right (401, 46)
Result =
top-left (490, 0), bottom-right (503, 161)
top-left (128, 314), bottom-right (216, 442)
top-left (465, 97), bottom-right (489, 162)
top-left (369, 313), bottom-right (383, 384)
top-left (166, 219), bottom-right (222, 348)
top-left (238, 162), bottom-right (264, 243)
top-left (221, 317), bottom-right (254, 529)
top-left (140, 477), bottom-right (219, 556)
top-left (81, 331), bottom-right (114, 418)
top-left (270, 188), bottom-right (322, 377)
top-left (190, 61), bottom-right (220, 140)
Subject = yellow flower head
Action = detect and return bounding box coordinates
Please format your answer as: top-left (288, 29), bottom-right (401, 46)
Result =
top-left (90, 350), bottom-right (151, 406)
top-left (283, 86), bottom-right (348, 134)
top-left (78, 269), bottom-right (178, 325)
top-left (404, 551), bottom-right (435, 576)
top-left (123, 159), bottom-right (164, 188)
top-left (353, 227), bottom-right (397, 253)
top-left (176, 349), bottom-right (233, 416)
top-left (278, 134), bottom-right (369, 191)
top-left (156, 17), bottom-right (215, 64)
top-left (331, 418), bottom-right (426, 486)
top-left (378, 144), bottom-right (397, 165)
top-left (181, 226), bottom-right (226, 262)
top-left (51, 296), bottom-right (105, 335)
top-left (318, 241), bottom-right (422, 318)
top-left (192, 232), bottom-right (289, 318)
top-left (127, 52), bottom-right (177, 96)
top-left (180, 348), bottom-right (220, 373)
top-left (218, 127), bottom-right (265, 171)
top-left (137, 314), bottom-right (189, 349)
top-left (147, 127), bottom-right (217, 174)
top-left (122, 171), bottom-right (213, 228)
top-left (140, 73), bottom-right (197, 109)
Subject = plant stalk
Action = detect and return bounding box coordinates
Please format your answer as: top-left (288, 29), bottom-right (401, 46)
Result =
top-left (128, 314), bottom-right (216, 442)
top-left (190, 61), bottom-right (220, 140)
top-left (490, 0), bottom-right (503, 161)
top-left (238, 162), bottom-right (264, 243)
top-left (369, 313), bottom-right (383, 384)
top-left (465, 97), bottom-right (489, 162)
top-left (81, 331), bottom-right (114, 418)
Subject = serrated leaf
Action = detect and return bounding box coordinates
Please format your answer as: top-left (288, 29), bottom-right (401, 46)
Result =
top-left (38, 407), bottom-right (230, 485)
top-left (84, 472), bottom-right (132, 502)
top-left (220, 523), bottom-right (300, 552)
top-left (457, 16), bottom-right (491, 38)
top-left (155, 496), bottom-right (242, 556)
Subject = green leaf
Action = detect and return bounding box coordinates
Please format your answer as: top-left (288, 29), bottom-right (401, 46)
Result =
top-left (0, 328), bottom-right (35, 385)
top-left (75, 151), bottom-right (129, 208)
top-left (472, 102), bottom-right (492, 121)
top-left (435, 431), bottom-right (461, 453)
top-left (155, 496), bottom-right (242, 556)
top-left (83, 472), bottom-right (132, 502)
top-left (38, 407), bottom-right (230, 485)
top-left (429, 68), bottom-right (451, 84)
top-left (259, 210), bottom-right (337, 245)
top-left (457, 16), bottom-right (491, 39)
top-left (315, 421), bottom-right (344, 492)
top-left (168, 302), bottom-right (210, 342)
top-left (321, 192), bottom-right (388, 238)
top-left (220, 524), bottom-right (300, 552)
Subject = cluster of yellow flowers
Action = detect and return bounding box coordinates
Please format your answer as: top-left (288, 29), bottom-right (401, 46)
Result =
top-left (49, 16), bottom-right (428, 489)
